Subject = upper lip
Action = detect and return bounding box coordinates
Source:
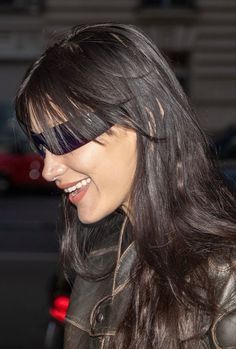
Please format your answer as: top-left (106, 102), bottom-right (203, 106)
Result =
top-left (57, 178), bottom-right (89, 190)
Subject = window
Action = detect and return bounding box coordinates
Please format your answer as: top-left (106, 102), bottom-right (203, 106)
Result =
top-left (143, 0), bottom-right (194, 8)
top-left (218, 133), bottom-right (236, 161)
top-left (0, 0), bottom-right (44, 13)
top-left (165, 52), bottom-right (190, 93)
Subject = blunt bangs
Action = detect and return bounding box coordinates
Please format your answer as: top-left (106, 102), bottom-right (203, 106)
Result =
top-left (15, 23), bottom-right (169, 156)
top-left (15, 63), bottom-right (119, 154)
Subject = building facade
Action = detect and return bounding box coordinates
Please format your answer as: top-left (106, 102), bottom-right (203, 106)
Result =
top-left (0, 0), bottom-right (235, 134)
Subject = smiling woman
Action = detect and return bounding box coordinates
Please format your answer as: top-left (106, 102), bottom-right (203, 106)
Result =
top-left (15, 24), bottom-right (236, 349)
top-left (41, 124), bottom-right (137, 224)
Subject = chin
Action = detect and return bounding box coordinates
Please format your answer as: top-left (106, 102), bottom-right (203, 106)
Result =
top-left (78, 216), bottom-right (98, 224)
top-left (77, 210), bottom-right (103, 224)
top-left (77, 207), bottom-right (116, 225)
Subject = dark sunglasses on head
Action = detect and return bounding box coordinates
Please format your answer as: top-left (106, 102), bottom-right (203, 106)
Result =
top-left (30, 121), bottom-right (109, 158)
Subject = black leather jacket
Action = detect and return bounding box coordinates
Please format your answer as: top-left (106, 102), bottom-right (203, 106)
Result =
top-left (64, 233), bottom-right (236, 349)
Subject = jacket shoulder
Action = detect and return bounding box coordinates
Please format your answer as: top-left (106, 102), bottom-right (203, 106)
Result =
top-left (209, 254), bottom-right (236, 348)
top-left (212, 308), bottom-right (236, 348)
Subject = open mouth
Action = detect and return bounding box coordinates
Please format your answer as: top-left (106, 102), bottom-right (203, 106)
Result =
top-left (64, 177), bottom-right (91, 194)
top-left (68, 178), bottom-right (91, 204)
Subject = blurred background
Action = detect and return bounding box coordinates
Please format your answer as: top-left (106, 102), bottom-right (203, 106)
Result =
top-left (0, 0), bottom-right (235, 348)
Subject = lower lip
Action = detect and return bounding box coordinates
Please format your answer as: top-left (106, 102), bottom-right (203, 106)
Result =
top-left (68, 184), bottom-right (90, 204)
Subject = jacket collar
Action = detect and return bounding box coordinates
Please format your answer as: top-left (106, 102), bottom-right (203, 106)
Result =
top-left (65, 222), bottom-right (137, 336)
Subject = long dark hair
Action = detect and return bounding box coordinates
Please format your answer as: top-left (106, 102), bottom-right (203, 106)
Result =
top-left (15, 23), bottom-right (236, 348)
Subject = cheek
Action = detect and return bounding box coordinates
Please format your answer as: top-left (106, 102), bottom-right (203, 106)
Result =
top-left (95, 146), bottom-right (136, 197)
top-left (67, 144), bottom-right (99, 174)
top-left (67, 136), bottom-right (136, 198)
top-left (68, 138), bottom-right (136, 223)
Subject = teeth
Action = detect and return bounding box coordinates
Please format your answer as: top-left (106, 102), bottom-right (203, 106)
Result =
top-left (77, 182), bottom-right (82, 189)
top-left (64, 177), bottom-right (91, 193)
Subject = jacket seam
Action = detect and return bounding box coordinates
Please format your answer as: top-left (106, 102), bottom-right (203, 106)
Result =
top-left (65, 316), bottom-right (116, 337)
top-left (69, 278), bottom-right (132, 335)
top-left (88, 280), bottom-right (132, 335)
top-left (113, 241), bottom-right (136, 292)
top-left (100, 337), bottom-right (106, 349)
top-left (113, 274), bottom-right (133, 296)
top-left (211, 306), bottom-right (236, 349)
top-left (65, 317), bottom-right (91, 334)
top-left (90, 294), bottom-right (113, 329)
top-left (210, 323), bottom-right (223, 349)
top-left (112, 217), bottom-right (128, 295)
top-left (89, 246), bottom-right (118, 257)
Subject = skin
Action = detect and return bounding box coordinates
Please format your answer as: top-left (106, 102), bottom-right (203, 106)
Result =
top-left (42, 125), bottom-right (137, 224)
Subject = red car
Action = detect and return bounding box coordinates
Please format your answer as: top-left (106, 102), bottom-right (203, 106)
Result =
top-left (0, 140), bottom-right (51, 193)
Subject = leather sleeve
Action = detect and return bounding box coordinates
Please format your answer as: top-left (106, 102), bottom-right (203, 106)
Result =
top-left (212, 309), bottom-right (236, 348)
top-left (210, 262), bottom-right (236, 348)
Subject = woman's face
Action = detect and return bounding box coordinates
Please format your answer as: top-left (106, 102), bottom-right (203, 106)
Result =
top-left (42, 125), bottom-right (137, 224)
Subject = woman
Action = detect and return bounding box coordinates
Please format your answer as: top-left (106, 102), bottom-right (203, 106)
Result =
top-left (15, 23), bottom-right (236, 348)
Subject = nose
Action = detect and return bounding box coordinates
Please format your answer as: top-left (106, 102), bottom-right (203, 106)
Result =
top-left (42, 150), bottom-right (67, 182)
